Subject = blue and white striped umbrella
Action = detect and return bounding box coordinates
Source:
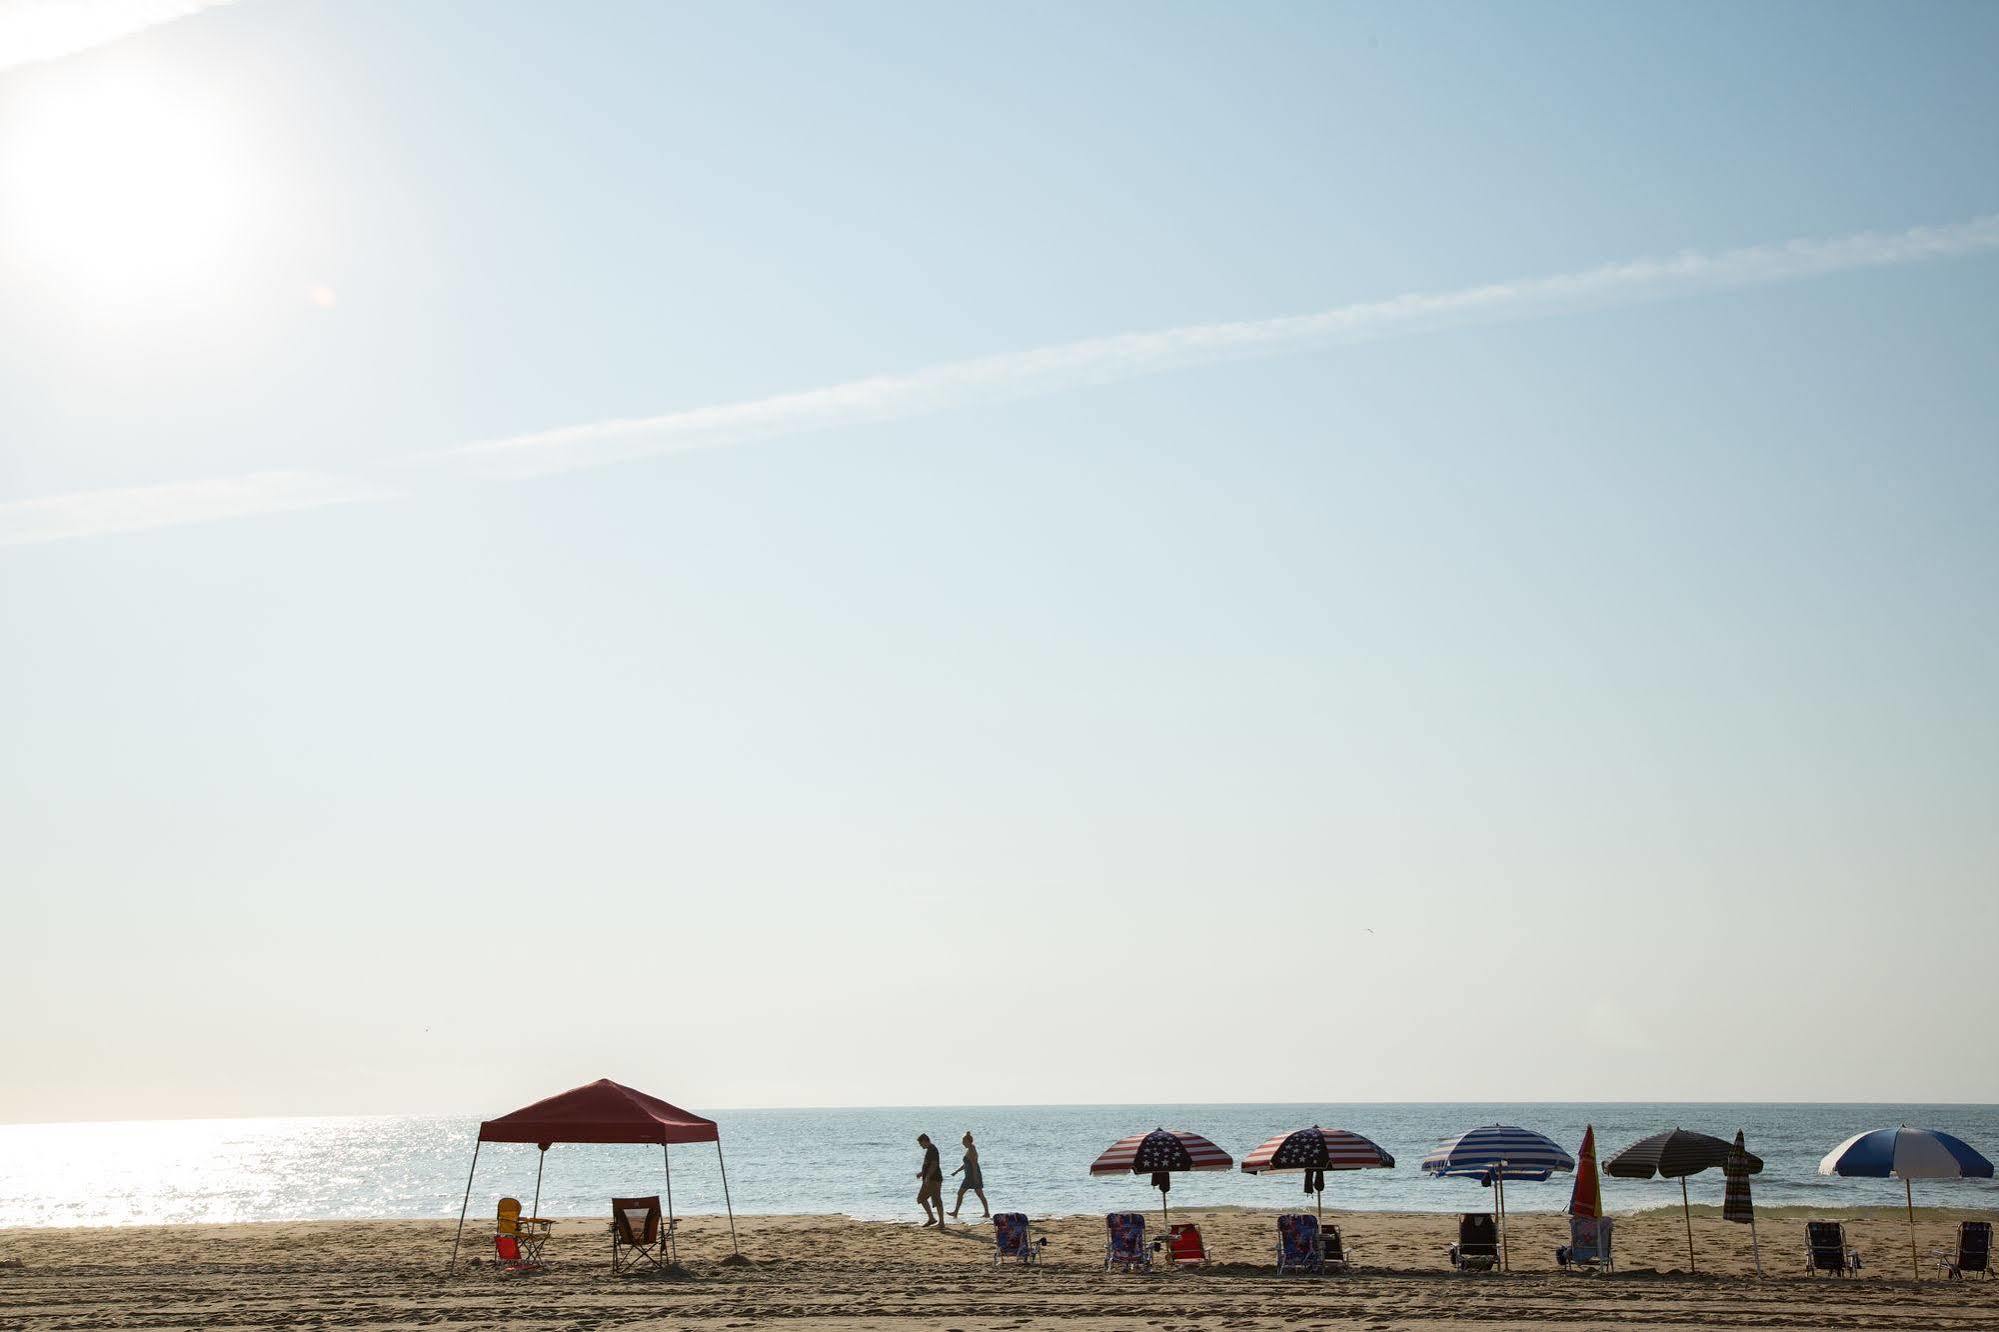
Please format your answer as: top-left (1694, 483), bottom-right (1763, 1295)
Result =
top-left (1819, 1126), bottom-right (1994, 1181)
top-left (1820, 1126), bottom-right (1994, 1280)
top-left (1422, 1124), bottom-right (1575, 1182)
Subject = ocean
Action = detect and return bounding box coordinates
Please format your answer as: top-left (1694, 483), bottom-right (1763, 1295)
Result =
top-left (3, 1103), bottom-right (1995, 1229)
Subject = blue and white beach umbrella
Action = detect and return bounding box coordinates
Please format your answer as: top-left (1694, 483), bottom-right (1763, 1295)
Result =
top-left (1820, 1126), bottom-right (1995, 1280)
top-left (1423, 1124), bottom-right (1574, 1270)
top-left (1422, 1124), bottom-right (1576, 1182)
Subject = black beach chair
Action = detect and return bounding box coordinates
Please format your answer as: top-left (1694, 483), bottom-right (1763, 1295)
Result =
top-left (1935, 1221), bottom-right (1991, 1280)
top-left (1804, 1220), bottom-right (1860, 1277)
top-left (1322, 1222), bottom-right (1353, 1274)
top-left (1450, 1212), bottom-right (1499, 1272)
top-left (610, 1195), bottom-right (670, 1273)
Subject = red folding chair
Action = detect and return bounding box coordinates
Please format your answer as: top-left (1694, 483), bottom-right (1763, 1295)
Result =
top-left (1163, 1222), bottom-right (1209, 1267)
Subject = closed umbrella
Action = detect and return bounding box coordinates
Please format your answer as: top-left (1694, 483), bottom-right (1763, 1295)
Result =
top-left (1820, 1126), bottom-right (1995, 1280)
top-left (1091, 1128), bottom-right (1233, 1232)
top-left (1422, 1124), bottom-right (1574, 1272)
top-left (1604, 1127), bottom-right (1762, 1274)
top-left (1721, 1129), bottom-right (1761, 1277)
top-left (1568, 1124), bottom-right (1602, 1221)
top-left (1240, 1125), bottom-right (1394, 1219)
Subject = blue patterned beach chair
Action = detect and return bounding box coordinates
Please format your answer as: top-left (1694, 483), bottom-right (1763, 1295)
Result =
top-left (1557, 1215), bottom-right (1614, 1273)
top-left (992, 1213), bottom-right (1044, 1266)
top-left (1277, 1214), bottom-right (1323, 1274)
top-left (1104, 1212), bottom-right (1151, 1273)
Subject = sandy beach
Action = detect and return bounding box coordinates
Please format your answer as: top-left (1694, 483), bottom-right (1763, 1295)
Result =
top-left (4, 1205), bottom-right (1994, 1330)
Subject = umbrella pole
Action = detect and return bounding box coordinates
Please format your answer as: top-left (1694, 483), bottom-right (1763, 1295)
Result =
top-left (1496, 1173), bottom-right (1507, 1273)
top-left (1907, 1179), bottom-right (1918, 1281)
top-left (447, 1139), bottom-right (482, 1277)
top-left (662, 1143), bottom-right (676, 1264)
top-left (716, 1140), bottom-right (741, 1257)
top-left (1680, 1177), bottom-right (1695, 1273)
top-left (530, 1147), bottom-right (545, 1221)
top-left (1160, 1183), bottom-right (1170, 1239)
top-left (1750, 1210), bottom-right (1762, 1278)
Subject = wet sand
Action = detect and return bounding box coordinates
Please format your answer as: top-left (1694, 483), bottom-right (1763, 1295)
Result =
top-left (3, 1205), bottom-right (1995, 1329)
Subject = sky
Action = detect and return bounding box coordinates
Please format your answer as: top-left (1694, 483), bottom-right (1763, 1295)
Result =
top-left (2, 0), bottom-right (1996, 1123)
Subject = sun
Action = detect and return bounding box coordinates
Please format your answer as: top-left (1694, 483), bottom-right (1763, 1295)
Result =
top-left (0, 50), bottom-right (256, 313)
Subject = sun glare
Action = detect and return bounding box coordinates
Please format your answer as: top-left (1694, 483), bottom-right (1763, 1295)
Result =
top-left (0, 54), bottom-right (257, 312)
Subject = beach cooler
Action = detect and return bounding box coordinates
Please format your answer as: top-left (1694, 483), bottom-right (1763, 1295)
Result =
top-left (1104, 1212), bottom-right (1151, 1272)
top-left (992, 1213), bottom-right (1045, 1266)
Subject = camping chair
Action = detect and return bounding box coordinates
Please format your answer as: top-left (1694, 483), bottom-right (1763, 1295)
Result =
top-left (992, 1213), bottom-right (1046, 1266)
top-left (610, 1196), bottom-right (671, 1273)
top-left (493, 1197), bottom-right (548, 1270)
top-left (1158, 1222), bottom-right (1208, 1268)
top-left (1322, 1222), bottom-right (1353, 1275)
top-left (1449, 1212), bottom-right (1499, 1272)
top-left (1557, 1215), bottom-right (1614, 1273)
top-left (1104, 1212), bottom-right (1151, 1272)
top-left (1276, 1214), bottom-right (1323, 1274)
top-left (1804, 1221), bottom-right (1861, 1277)
top-left (1934, 1220), bottom-right (1992, 1280)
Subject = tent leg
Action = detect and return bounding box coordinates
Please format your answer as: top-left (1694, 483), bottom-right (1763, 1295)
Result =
top-left (447, 1139), bottom-right (482, 1277)
top-left (716, 1140), bottom-right (740, 1256)
top-left (1682, 1177), bottom-right (1695, 1274)
top-left (1907, 1179), bottom-right (1918, 1281)
top-left (663, 1143), bottom-right (676, 1265)
top-left (530, 1147), bottom-right (545, 1220)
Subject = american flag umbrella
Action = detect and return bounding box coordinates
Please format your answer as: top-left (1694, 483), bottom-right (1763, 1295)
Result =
top-left (1240, 1125), bottom-right (1394, 1219)
top-left (1422, 1124), bottom-right (1574, 1272)
top-left (1722, 1129), bottom-right (1761, 1277)
top-left (1604, 1128), bottom-right (1763, 1274)
top-left (1091, 1128), bottom-right (1232, 1231)
top-left (1820, 1126), bottom-right (1995, 1281)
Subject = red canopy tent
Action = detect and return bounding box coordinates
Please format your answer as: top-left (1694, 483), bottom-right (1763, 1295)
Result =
top-left (447, 1078), bottom-right (739, 1273)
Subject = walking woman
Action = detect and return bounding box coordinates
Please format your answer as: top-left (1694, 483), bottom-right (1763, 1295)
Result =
top-left (949, 1130), bottom-right (989, 1219)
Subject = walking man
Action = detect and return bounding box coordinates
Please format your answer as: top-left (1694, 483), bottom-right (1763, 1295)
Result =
top-left (916, 1133), bottom-right (945, 1227)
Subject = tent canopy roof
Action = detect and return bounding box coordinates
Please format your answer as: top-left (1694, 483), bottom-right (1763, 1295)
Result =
top-left (478, 1078), bottom-right (719, 1146)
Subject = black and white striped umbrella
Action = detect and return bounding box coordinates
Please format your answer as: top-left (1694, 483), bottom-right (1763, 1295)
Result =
top-left (1605, 1128), bottom-right (1763, 1274)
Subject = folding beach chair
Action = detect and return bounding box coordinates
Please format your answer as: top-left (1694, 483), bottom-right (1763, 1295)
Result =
top-left (493, 1196), bottom-right (548, 1270)
top-left (1449, 1212), bottom-right (1499, 1272)
top-left (1104, 1212), bottom-right (1151, 1273)
top-left (992, 1213), bottom-right (1046, 1266)
top-left (1557, 1215), bottom-right (1614, 1274)
top-left (1935, 1220), bottom-right (1991, 1280)
top-left (611, 1196), bottom-right (670, 1273)
top-left (1321, 1222), bottom-right (1353, 1275)
top-left (1804, 1221), bottom-right (1861, 1277)
top-left (1160, 1222), bottom-right (1208, 1268)
top-left (1276, 1214), bottom-right (1323, 1274)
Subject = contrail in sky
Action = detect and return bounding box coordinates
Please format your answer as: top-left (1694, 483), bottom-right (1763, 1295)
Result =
top-left (5, 213), bottom-right (1998, 546)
